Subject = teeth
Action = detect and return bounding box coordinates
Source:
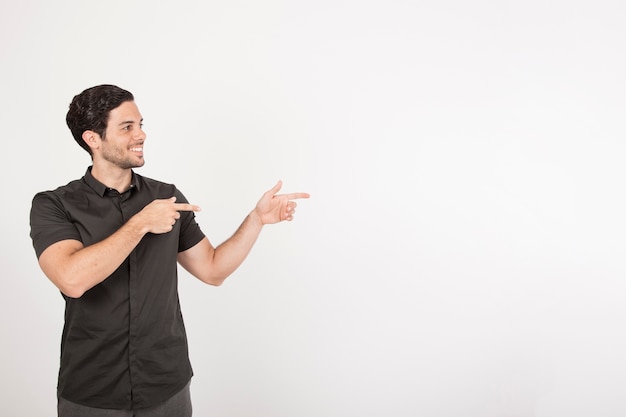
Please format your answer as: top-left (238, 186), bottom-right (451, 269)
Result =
top-left (130, 147), bottom-right (143, 152)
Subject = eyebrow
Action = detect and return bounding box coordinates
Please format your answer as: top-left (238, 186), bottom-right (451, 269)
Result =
top-left (118, 119), bottom-right (144, 126)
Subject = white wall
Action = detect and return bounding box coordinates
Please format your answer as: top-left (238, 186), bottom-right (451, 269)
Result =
top-left (2, 0), bottom-right (625, 416)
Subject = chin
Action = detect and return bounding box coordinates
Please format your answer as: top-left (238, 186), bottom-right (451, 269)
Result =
top-left (118, 160), bottom-right (145, 170)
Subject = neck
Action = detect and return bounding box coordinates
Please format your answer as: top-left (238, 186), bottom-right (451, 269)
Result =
top-left (91, 163), bottom-right (133, 193)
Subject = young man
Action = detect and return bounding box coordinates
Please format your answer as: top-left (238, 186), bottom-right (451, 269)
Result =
top-left (29, 84), bottom-right (309, 417)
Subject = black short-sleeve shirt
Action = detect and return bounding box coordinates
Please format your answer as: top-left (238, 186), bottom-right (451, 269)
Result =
top-left (29, 167), bottom-right (206, 410)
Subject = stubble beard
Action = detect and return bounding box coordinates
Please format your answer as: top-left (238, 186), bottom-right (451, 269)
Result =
top-left (102, 144), bottom-right (145, 170)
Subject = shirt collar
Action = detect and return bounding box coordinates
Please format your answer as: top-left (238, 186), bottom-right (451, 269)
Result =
top-left (83, 166), bottom-right (141, 196)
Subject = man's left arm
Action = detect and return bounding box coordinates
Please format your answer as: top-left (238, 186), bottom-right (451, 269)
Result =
top-left (177, 181), bottom-right (309, 286)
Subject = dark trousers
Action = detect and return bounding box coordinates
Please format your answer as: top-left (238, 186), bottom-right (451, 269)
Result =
top-left (58, 382), bottom-right (192, 417)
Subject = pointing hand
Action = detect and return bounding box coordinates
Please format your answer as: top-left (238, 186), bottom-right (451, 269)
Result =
top-left (254, 181), bottom-right (310, 225)
top-left (136, 197), bottom-right (201, 234)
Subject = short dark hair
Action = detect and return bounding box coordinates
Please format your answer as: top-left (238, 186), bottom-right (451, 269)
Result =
top-left (66, 84), bottom-right (134, 155)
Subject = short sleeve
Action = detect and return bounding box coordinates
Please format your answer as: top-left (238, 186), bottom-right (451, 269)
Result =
top-left (30, 192), bottom-right (82, 258)
top-left (173, 189), bottom-right (206, 252)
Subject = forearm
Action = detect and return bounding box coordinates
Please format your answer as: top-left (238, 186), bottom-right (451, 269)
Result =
top-left (178, 182), bottom-right (309, 285)
top-left (39, 218), bottom-right (147, 298)
top-left (213, 210), bottom-right (264, 276)
top-left (179, 210), bottom-right (264, 285)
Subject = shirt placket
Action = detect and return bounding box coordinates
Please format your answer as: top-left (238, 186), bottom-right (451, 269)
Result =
top-left (116, 188), bottom-right (141, 406)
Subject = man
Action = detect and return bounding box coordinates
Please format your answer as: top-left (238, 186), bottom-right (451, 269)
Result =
top-left (29, 84), bottom-right (309, 417)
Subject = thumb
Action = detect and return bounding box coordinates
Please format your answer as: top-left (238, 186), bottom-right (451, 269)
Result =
top-left (267, 180), bottom-right (282, 196)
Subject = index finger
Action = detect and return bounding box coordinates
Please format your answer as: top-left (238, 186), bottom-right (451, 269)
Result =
top-left (174, 203), bottom-right (202, 212)
top-left (282, 192), bottom-right (310, 200)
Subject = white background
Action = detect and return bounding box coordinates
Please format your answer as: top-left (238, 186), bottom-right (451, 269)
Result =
top-left (1, 0), bottom-right (625, 416)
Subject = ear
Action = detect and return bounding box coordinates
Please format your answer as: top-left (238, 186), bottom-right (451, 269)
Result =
top-left (82, 130), bottom-right (101, 152)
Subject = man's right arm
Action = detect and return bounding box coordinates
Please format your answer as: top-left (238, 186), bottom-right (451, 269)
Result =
top-left (37, 197), bottom-right (200, 298)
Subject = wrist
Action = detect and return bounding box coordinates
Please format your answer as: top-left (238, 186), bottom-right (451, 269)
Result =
top-left (248, 208), bottom-right (265, 227)
top-left (125, 215), bottom-right (149, 237)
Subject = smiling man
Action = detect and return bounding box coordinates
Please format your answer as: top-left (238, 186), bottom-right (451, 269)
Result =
top-left (29, 84), bottom-right (309, 417)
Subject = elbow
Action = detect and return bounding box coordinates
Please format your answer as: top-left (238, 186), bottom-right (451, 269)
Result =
top-left (188, 263), bottom-right (230, 287)
top-left (61, 286), bottom-right (87, 299)
top-left (201, 274), bottom-right (227, 287)
top-left (193, 269), bottom-right (229, 287)
top-left (55, 277), bottom-right (89, 298)
top-left (40, 257), bottom-right (91, 298)
top-left (47, 271), bottom-right (89, 298)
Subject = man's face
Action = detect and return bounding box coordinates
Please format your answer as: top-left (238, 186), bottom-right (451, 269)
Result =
top-left (99, 100), bottom-right (146, 169)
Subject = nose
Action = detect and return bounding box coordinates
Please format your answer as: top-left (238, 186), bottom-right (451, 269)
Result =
top-left (135, 126), bottom-right (146, 141)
